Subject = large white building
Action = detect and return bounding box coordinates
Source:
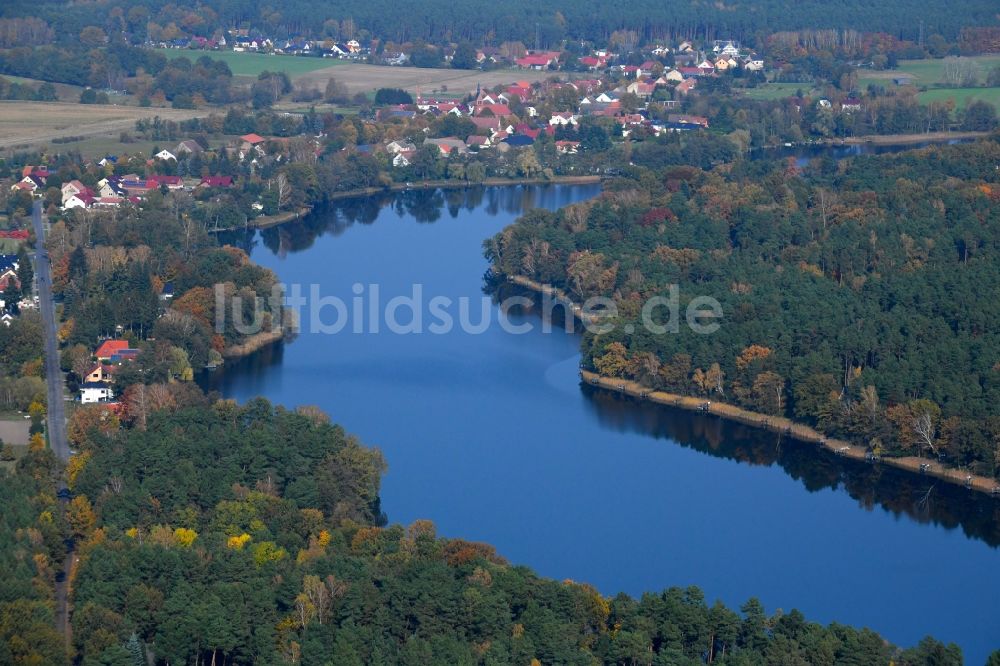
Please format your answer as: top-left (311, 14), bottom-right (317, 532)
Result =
top-left (80, 381), bottom-right (114, 404)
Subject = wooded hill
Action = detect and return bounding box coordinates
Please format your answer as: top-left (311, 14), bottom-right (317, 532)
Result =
top-left (487, 137), bottom-right (1000, 477)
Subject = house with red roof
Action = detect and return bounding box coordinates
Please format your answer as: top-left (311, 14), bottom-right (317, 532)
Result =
top-left (147, 175), bottom-right (184, 190)
top-left (199, 176), bottom-right (233, 188)
top-left (676, 79), bottom-right (697, 96)
top-left (466, 135), bottom-right (491, 149)
top-left (579, 56), bottom-right (606, 71)
top-left (515, 52), bottom-right (560, 70)
top-left (474, 103), bottom-right (512, 118)
top-left (506, 84), bottom-right (534, 101)
top-left (63, 192), bottom-right (96, 210)
top-left (0, 268), bottom-right (20, 293)
top-left (95, 339), bottom-right (130, 362)
top-left (514, 124), bottom-right (542, 140)
top-left (11, 174), bottom-right (45, 196)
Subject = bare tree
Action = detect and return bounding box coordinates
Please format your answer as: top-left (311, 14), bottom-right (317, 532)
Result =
top-left (914, 411), bottom-right (937, 458)
top-left (942, 57), bottom-right (981, 87)
top-left (275, 173), bottom-right (292, 210)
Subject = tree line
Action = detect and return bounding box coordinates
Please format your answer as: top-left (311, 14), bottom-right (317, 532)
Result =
top-left (55, 393), bottom-right (969, 664)
top-left (487, 136), bottom-right (1000, 477)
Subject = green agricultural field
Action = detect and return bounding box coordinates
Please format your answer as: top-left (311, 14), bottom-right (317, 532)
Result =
top-left (742, 82), bottom-right (815, 101)
top-left (857, 55), bottom-right (1000, 107)
top-left (895, 54), bottom-right (1000, 85)
top-left (917, 86), bottom-right (1000, 109)
top-left (154, 48), bottom-right (343, 78)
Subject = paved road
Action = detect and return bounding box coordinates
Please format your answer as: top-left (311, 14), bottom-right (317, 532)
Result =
top-left (31, 200), bottom-right (73, 643)
top-left (31, 200), bottom-right (69, 463)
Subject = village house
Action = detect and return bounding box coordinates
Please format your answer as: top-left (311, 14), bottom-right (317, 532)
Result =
top-left (97, 178), bottom-right (127, 198)
top-left (515, 51), bottom-right (560, 70)
top-left (0, 263), bottom-right (20, 294)
top-left (95, 339), bottom-right (134, 362)
top-left (83, 363), bottom-right (111, 384)
top-left (80, 381), bottom-right (114, 404)
top-left (676, 79), bottom-right (697, 96)
top-left (423, 137), bottom-right (468, 156)
top-left (841, 97), bottom-right (863, 112)
top-left (60, 180), bottom-right (94, 209)
top-left (667, 113), bottom-right (710, 130)
top-left (199, 176), bottom-right (233, 189)
top-left (555, 140), bottom-right (580, 154)
top-left (465, 135), bottom-right (491, 150)
top-left (154, 149), bottom-right (177, 161)
top-left (175, 139), bottom-right (204, 155)
top-left (147, 175), bottom-right (184, 191)
top-left (237, 134), bottom-right (267, 160)
top-left (63, 193), bottom-right (94, 210)
top-left (548, 112), bottom-right (579, 127)
top-left (385, 140), bottom-right (417, 155)
top-left (392, 151), bottom-right (415, 168)
top-left (626, 81), bottom-right (657, 99)
top-left (11, 173), bottom-right (45, 197)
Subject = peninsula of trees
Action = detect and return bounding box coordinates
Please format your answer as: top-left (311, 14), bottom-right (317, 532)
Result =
top-left (487, 136), bottom-right (1000, 479)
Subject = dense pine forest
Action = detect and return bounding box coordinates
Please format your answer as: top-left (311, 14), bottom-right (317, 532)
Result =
top-left (487, 137), bottom-right (1000, 477)
top-left (0, 392), bottom-right (964, 664)
top-left (5, 0), bottom-right (998, 45)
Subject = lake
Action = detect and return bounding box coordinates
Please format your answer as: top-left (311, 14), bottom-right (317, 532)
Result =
top-left (205, 184), bottom-right (1000, 663)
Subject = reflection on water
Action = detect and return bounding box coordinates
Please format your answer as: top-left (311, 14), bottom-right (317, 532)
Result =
top-left (214, 185), bottom-right (1000, 549)
top-left (204, 183), bottom-right (1000, 662)
top-left (583, 387), bottom-right (1000, 547)
top-left (217, 185), bottom-right (596, 257)
top-left (491, 283), bottom-right (1000, 548)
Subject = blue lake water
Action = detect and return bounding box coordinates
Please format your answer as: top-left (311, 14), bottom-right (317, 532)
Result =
top-left (206, 184), bottom-right (1000, 663)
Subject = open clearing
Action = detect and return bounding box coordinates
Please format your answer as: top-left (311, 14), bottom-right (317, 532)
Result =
top-left (917, 87), bottom-right (1000, 109)
top-left (742, 82), bottom-right (817, 101)
top-left (0, 418), bottom-right (29, 447)
top-left (0, 101), bottom-right (203, 151)
top-left (154, 48), bottom-right (342, 77)
top-left (895, 55), bottom-right (1000, 85)
top-left (294, 63), bottom-right (551, 95)
top-left (155, 48), bottom-right (551, 94)
top-left (857, 55), bottom-right (1000, 105)
top-left (0, 74), bottom-right (85, 103)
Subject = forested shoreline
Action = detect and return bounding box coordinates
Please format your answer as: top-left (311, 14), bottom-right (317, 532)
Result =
top-left (0, 390), bottom-right (965, 664)
top-left (487, 136), bottom-right (1000, 480)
